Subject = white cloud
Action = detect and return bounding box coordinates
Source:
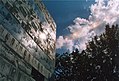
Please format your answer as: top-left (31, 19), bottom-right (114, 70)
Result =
top-left (56, 36), bottom-right (74, 52)
top-left (56, 0), bottom-right (119, 53)
top-left (56, 36), bottom-right (65, 49)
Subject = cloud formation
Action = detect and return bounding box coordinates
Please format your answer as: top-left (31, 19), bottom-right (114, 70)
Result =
top-left (56, 0), bottom-right (119, 52)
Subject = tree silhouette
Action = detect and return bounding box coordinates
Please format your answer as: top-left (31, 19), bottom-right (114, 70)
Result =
top-left (55, 24), bottom-right (119, 81)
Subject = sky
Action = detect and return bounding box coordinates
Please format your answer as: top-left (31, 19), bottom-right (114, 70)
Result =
top-left (43, 0), bottom-right (119, 54)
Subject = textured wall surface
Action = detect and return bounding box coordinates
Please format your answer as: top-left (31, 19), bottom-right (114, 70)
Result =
top-left (0, 0), bottom-right (56, 81)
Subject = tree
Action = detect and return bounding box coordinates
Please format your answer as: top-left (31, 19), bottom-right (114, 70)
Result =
top-left (55, 24), bottom-right (119, 81)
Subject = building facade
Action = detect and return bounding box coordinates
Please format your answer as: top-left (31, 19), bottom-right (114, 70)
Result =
top-left (0, 0), bottom-right (56, 81)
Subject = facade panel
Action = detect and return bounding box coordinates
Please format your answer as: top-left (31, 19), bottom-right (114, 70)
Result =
top-left (0, 0), bottom-right (56, 81)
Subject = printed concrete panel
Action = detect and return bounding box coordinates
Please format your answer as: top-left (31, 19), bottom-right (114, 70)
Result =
top-left (0, 75), bottom-right (7, 81)
top-left (9, 67), bottom-right (17, 78)
top-left (0, 57), bottom-right (5, 74)
top-left (2, 61), bottom-right (11, 76)
top-left (0, 0), bottom-right (56, 80)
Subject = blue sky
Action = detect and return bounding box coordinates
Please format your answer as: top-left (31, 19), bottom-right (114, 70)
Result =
top-left (43, 0), bottom-right (95, 53)
top-left (43, 0), bottom-right (119, 54)
top-left (43, 0), bottom-right (95, 37)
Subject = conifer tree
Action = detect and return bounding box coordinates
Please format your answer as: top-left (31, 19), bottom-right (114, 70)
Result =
top-left (55, 25), bottom-right (119, 81)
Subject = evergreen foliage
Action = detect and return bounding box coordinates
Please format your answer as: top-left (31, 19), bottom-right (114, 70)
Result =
top-left (55, 25), bottom-right (119, 81)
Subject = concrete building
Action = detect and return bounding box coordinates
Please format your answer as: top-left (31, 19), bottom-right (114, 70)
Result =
top-left (0, 0), bottom-right (56, 81)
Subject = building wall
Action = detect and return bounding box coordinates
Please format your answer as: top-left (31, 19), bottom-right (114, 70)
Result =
top-left (0, 0), bottom-right (56, 81)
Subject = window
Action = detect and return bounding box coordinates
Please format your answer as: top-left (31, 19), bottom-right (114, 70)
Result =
top-left (5, 2), bottom-right (11, 9)
top-left (34, 59), bottom-right (37, 64)
top-left (41, 66), bottom-right (43, 72)
top-left (48, 73), bottom-right (51, 79)
top-left (31, 67), bottom-right (44, 81)
top-left (24, 50), bottom-right (27, 58)
top-left (38, 63), bottom-right (40, 70)
top-left (11, 38), bottom-right (15, 45)
top-left (31, 22), bottom-right (37, 31)
top-left (28, 54), bottom-right (30, 61)
top-left (19, 46), bottom-right (23, 52)
top-left (5, 13), bottom-right (11, 20)
top-left (0, 27), bottom-right (4, 34)
top-left (5, 33), bottom-right (10, 41)
top-left (19, 6), bottom-right (27, 17)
